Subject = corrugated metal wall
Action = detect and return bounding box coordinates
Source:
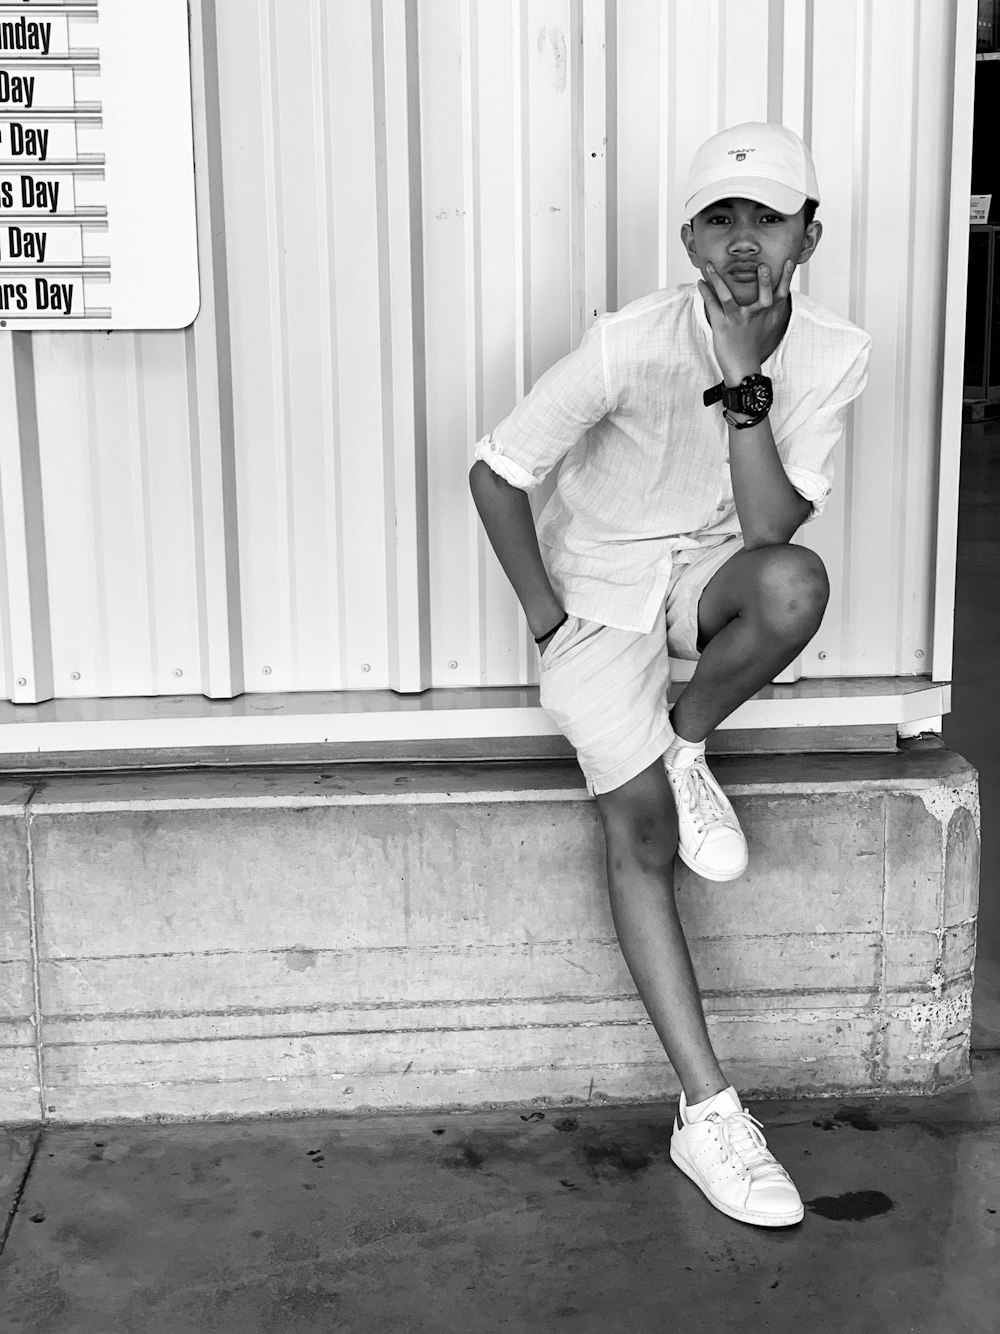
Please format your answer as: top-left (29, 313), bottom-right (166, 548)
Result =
top-left (0, 0), bottom-right (975, 706)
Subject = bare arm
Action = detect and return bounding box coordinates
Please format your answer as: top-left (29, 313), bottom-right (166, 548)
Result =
top-left (468, 460), bottom-right (564, 641)
top-left (723, 399), bottom-right (813, 547)
top-left (701, 259), bottom-right (812, 547)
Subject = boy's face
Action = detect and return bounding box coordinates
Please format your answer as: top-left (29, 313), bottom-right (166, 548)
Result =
top-left (680, 198), bottom-right (822, 306)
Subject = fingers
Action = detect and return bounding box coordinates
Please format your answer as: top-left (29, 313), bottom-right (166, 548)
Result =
top-left (697, 277), bottom-right (724, 316)
top-left (756, 263), bottom-right (773, 308)
top-left (774, 258), bottom-right (794, 302)
top-left (704, 262), bottom-right (737, 307)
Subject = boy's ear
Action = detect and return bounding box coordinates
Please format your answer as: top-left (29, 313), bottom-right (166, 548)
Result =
top-left (680, 221), bottom-right (700, 269)
top-left (797, 218), bottom-right (823, 265)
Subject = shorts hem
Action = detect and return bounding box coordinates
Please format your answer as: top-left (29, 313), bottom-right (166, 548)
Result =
top-left (585, 726), bottom-right (676, 797)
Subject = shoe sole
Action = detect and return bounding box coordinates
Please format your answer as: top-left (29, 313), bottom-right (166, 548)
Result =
top-left (669, 1145), bottom-right (804, 1228)
top-left (676, 844), bottom-right (748, 882)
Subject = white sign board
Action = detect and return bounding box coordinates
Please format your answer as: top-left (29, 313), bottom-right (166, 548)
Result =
top-left (0, 0), bottom-right (198, 329)
top-left (970, 194), bottom-right (992, 225)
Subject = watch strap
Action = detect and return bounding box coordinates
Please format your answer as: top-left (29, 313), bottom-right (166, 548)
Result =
top-left (704, 373), bottom-right (773, 413)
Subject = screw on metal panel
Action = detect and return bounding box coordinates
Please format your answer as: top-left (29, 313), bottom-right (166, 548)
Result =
top-left (448, 660), bottom-right (458, 669)
top-left (361, 664), bottom-right (371, 673)
top-left (915, 649), bottom-right (924, 659)
top-left (262, 666), bottom-right (272, 675)
top-left (16, 677), bottom-right (26, 686)
top-left (817, 652), bottom-right (827, 660)
top-left (71, 672), bottom-right (80, 680)
top-left (173, 669), bottom-right (183, 677)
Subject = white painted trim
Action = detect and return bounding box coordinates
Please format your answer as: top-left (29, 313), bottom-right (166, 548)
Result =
top-left (933, 0), bottom-right (978, 683)
top-left (0, 680), bottom-right (949, 755)
top-left (897, 715), bottom-right (943, 738)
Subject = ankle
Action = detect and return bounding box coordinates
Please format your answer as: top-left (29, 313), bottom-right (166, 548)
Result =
top-left (667, 713), bottom-right (706, 750)
top-left (664, 731), bottom-right (706, 767)
top-left (682, 1074), bottom-right (729, 1107)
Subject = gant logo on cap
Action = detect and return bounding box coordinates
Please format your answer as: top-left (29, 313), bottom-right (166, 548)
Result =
top-left (729, 148), bottom-right (754, 162)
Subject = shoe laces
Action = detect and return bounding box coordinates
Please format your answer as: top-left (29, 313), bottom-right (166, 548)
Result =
top-left (718, 1110), bottom-right (787, 1183)
top-left (676, 756), bottom-right (730, 836)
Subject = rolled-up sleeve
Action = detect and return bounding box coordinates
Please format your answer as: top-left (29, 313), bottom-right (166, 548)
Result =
top-left (776, 333), bottom-right (872, 520)
top-left (473, 317), bottom-right (611, 490)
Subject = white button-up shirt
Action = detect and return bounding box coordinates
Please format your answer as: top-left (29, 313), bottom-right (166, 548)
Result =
top-left (474, 283), bottom-right (872, 634)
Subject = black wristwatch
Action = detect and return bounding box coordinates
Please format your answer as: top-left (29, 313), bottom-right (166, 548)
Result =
top-left (703, 373), bottom-right (773, 427)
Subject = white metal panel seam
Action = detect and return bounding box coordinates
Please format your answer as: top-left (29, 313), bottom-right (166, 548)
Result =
top-left (125, 336), bottom-right (157, 687)
top-left (462, 0), bottom-right (487, 688)
top-left (603, 0), bottom-right (617, 312)
top-left (888, 0), bottom-right (920, 676)
top-left (185, 0), bottom-right (244, 701)
top-left (312, 0), bottom-right (348, 691)
top-left (259, 3), bottom-right (297, 682)
top-left (0, 336), bottom-right (54, 702)
top-left (374, 0), bottom-right (431, 693)
top-left (581, 0), bottom-right (607, 332)
top-left (655, 0), bottom-right (673, 290)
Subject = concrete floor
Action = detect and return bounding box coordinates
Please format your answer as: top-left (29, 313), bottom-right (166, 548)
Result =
top-left (0, 420), bottom-right (998, 1333)
top-left (0, 1059), bottom-right (997, 1334)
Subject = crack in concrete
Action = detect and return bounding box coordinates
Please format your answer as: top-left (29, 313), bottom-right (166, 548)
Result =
top-left (0, 1128), bottom-right (43, 1259)
top-left (22, 789), bottom-right (46, 1122)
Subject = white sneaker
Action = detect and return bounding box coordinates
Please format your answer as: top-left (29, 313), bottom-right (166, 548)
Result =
top-left (670, 1086), bottom-right (804, 1228)
top-left (664, 751), bottom-right (748, 881)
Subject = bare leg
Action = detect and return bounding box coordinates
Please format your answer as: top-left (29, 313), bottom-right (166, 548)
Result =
top-left (671, 543), bottom-right (830, 743)
top-left (593, 545), bottom-right (829, 1101)
top-left (596, 758), bottom-right (727, 1104)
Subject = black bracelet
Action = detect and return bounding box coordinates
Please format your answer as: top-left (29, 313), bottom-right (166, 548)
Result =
top-left (534, 611), bottom-right (568, 645)
top-left (723, 406), bottom-right (770, 430)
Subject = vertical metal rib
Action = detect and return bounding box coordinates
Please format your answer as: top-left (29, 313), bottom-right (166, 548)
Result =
top-left (313, 0), bottom-right (347, 687)
top-left (259, 0), bottom-right (296, 674)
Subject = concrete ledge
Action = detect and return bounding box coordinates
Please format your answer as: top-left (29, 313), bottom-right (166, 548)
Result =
top-left (0, 751), bottom-right (980, 1122)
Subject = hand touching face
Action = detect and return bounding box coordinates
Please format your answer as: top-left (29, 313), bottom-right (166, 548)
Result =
top-left (681, 198), bottom-right (821, 308)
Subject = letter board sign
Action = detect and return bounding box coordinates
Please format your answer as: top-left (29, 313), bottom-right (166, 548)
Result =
top-left (0, 0), bottom-right (198, 329)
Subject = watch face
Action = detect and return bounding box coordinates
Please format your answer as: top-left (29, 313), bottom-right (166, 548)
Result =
top-left (731, 374), bottom-right (773, 414)
top-left (744, 376), bottom-right (772, 412)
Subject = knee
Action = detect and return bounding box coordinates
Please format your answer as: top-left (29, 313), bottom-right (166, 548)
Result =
top-left (750, 544), bottom-right (829, 644)
top-left (601, 803), bottom-right (679, 876)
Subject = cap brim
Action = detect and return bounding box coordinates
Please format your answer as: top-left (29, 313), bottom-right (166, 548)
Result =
top-left (685, 177), bottom-right (809, 219)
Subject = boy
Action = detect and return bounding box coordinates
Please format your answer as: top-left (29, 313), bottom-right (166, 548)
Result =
top-left (469, 123), bottom-right (871, 1227)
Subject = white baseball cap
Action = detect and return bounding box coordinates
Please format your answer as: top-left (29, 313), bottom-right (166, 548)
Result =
top-left (684, 122), bottom-right (820, 219)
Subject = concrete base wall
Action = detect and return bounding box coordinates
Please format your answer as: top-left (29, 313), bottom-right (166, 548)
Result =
top-left (0, 751), bottom-right (980, 1123)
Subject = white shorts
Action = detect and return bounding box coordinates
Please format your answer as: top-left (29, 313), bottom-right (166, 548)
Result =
top-left (539, 537), bottom-right (744, 796)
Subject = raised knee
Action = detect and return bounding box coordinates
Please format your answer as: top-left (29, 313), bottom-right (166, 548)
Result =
top-left (752, 544), bottom-right (829, 640)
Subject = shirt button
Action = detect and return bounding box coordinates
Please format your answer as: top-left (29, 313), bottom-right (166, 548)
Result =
top-left (717, 503), bottom-right (726, 512)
